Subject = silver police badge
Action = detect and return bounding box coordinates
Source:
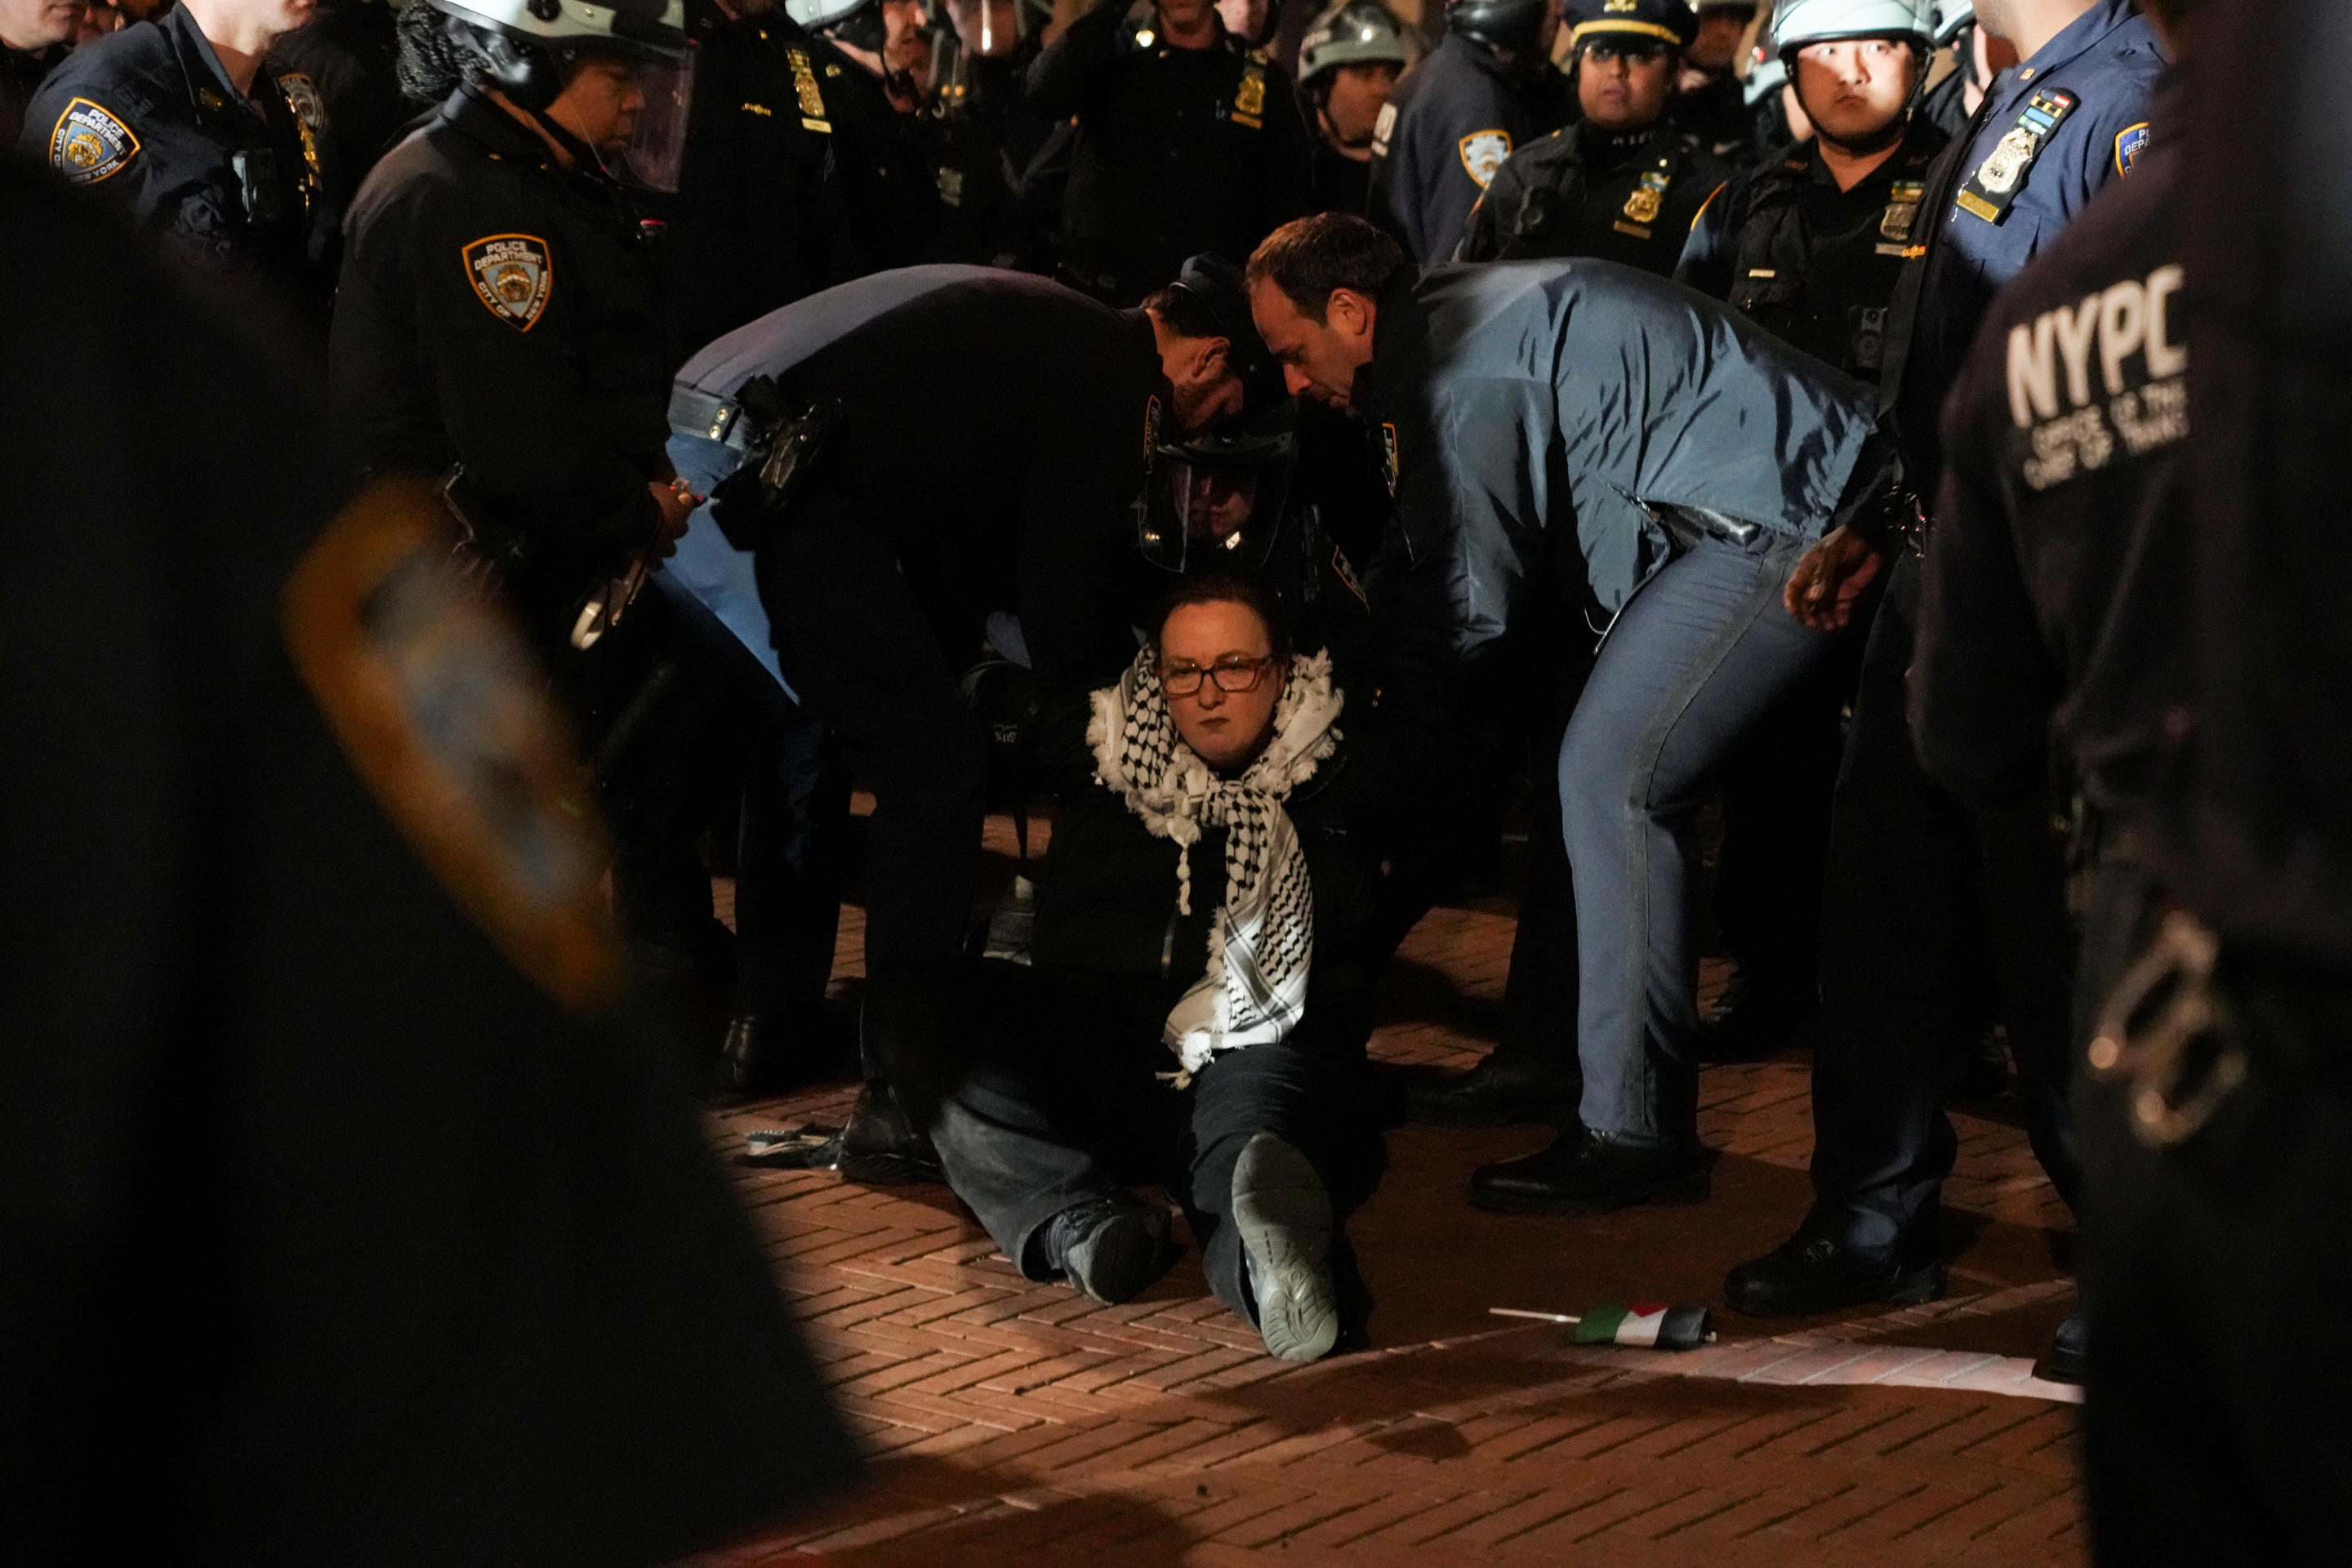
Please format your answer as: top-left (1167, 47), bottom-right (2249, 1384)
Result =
top-left (1458, 129), bottom-right (1513, 189)
top-left (463, 234), bottom-right (553, 332)
top-left (48, 96), bottom-right (140, 186)
top-left (1976, 125), bottom-right (2040, 195)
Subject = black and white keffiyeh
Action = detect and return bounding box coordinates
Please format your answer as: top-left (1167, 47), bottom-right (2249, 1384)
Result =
top-left (1088, 645), bottom-right (1343, 1075)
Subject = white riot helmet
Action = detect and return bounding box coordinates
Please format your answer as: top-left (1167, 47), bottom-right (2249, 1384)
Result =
top-left (1931, 0), bottom-right (1971, 45)
top-left (1298, 1), bottom-right (1410, 83)
top-left (785, 0), bottom-right (875, 29)
top-left (1772, 0), bottom-right (1933, 54)
top-left (431, 0), bottom-right (696, 190)
top-left (1744, 45), bottom-right (1786, 105)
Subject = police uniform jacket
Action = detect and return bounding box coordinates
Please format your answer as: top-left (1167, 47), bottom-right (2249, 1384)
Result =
top-left (1, 39), bottom-right (65, 146)
top-left (1367, 29), bottom-right (1570, 262)
top-left (1027, 0), bottom-right (1312, 303)
top-left (21, 6), bottom-right (334, 310)
top-left (1882, 0), bottom-right (2163, 497)
top-left (1353, 259), bottom-right (1879, 667)
top-left (664, 4), bottom-right (858, 356)
top-left (1910, 98), bottom-right (2188, 823)
top-left (675, 265), bottom-right (1163, 684)
top-left (1677, 116), bottom-right (1948, 382)
top-left (809, 29), bottom-right (941, 274)
top-left (924, 40), bottom-right (1053, 265)
top-left (2, 157), bottom-right (859, 1564)
top-left (1456, 120), bottom-right (1728, 271)
top-left (331, 84), bottom-right (673, 590)
top-left (268, 0), bottom-right (420, 199)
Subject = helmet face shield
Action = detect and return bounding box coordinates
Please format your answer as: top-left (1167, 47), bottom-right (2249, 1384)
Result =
top-left (608, 44), bottom-right (696, 193)
top-left (1137, 429), bottom-right (1295, 573)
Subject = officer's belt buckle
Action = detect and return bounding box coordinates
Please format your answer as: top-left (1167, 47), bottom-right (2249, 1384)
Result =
top-left (2088, 910), bottom-right (2250, 1150)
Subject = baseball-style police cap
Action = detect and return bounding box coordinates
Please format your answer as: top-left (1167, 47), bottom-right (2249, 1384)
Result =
top-left (1565, 0), bottom-right (1701, 53)
top-left (1174, 253), bottom-right (1285, 412)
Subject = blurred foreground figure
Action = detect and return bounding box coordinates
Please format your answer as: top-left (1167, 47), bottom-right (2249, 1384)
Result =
top-left (0, 163), bottom-right (857, 1566)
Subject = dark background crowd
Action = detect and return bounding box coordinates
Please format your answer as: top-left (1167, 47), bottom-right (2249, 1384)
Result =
top-left (7, 0), bottom-right (2350, 1563)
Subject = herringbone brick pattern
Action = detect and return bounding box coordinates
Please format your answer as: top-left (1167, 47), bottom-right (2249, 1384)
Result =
top-left (696, 814), bottom-right (2085, 1567)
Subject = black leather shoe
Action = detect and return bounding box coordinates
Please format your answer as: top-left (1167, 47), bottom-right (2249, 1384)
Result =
top-left (838, 1078), bottom-right (943, 1185)
top-left (1468, 1127), bottom-right (1713, 1214)
top-left (714, 1010), bottom-right (783, 1098)
top-left (1725, 1219), bottom-right (1946, 1317)
top-left (1406, 1053), bottom-right (1583, 1127)
top-left (2034, 1311), bottom-right (2087, 1385)
top-left (1696, 973), bottom-right (1815, 1063)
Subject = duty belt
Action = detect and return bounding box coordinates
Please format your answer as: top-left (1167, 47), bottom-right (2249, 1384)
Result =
top-left (669, 383), bottom-right (759, 450)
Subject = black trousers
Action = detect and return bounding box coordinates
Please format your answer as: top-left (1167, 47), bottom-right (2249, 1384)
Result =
top-left (733, 690), bottom-right (851, 1019)
top-left (906, 960), bottom-right (1379, 1328)
top-left (1808, 555), bottom-right (2078, 1252)
top-left (2076, 873), bottom-right (2352, 1566)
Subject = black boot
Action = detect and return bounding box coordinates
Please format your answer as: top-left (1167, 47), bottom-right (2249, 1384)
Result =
top-left (1468, 1127), bottom-right (1712, 1214)
top-left (837, 1078), bottom-right (943, 1185)
top-left (1406, 1051), bottom-right (1583, 1127)
top-left (2034, 1310), bottom-right (2087, 1384)
top-left (714, 1010), bottom-right (782, 1098)
top-left (1045, 1193), bottom-right (1174, 1305)
top-left (1724, 1210), bottom-right (1946, 1316)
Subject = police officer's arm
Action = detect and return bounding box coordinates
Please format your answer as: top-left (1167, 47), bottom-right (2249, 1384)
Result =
top-left (1012, 392), bottom-right (1154, 685)
top-left (1023, 0), bottom-right (1129, 118)
top-left (1910, 363), bottom-right (2063, 813)
top-left (1674, 177), bottom-right (1736, 296)
top-left (1453, 151), bottom-right (1530, 262)
top-left (394, 188), bottom-right (662, 555)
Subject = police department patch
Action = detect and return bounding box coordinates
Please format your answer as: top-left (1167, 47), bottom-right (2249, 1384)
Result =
top-left (462, 234), bottom-right (552, 331)
top-left (48, 97), bottom-right (139, 186)
top-left (1459, 130), bottom-right (1512, 189)
top-left (2114, 122), bottom-right (2150, 176)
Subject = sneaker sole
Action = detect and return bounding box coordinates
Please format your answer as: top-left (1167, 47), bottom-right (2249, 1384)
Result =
top-left (1468, 1164), bottom-right (1713, 1216)
top-left (1232, 1134), bottom-right (1339, 1362)
top-left (1065, 1209), bottom-right (1171, 1306)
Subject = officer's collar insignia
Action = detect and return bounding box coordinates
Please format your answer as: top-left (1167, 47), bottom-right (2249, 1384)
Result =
top-left (1622, 167), bottom-right (1669, 225)
top-left (47, 97), bottom-right (139, 186)
top-left (1232, 62), bottom-right (1266, 128)
top-left (282, 479), bottom-right (626, 1016)
top-left (1458, 129), bottom-right (1512, 189)
top-left (462, 234), bottom-right (553, 332)
top-left (2114, 122), bottom-right (2150, 176)
top-left (1956, 87), bottom-right (2077, 225)
top-left (1379, 421), bottom-right (1399, 497)
top-left (197, 86), bottom-right (227, 114)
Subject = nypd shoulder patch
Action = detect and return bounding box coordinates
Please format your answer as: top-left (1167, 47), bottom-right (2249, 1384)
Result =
top-left (462, 234), bottom-right (553, 332)
top-left (1459, 129), bottom-right (1512, 189)
top-left (48, 97), bottom-right (140, 186)
top-left (2114, 122), bottom-right (2151, 176)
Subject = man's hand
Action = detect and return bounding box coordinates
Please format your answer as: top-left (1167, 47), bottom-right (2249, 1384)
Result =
top-left (648, 478), bottom-right (695, 559)
top-left (1784, 524), bottom-right (1884, 631)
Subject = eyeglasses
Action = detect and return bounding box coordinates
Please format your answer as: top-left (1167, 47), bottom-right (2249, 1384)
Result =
top-left (1160, 656), bottom-right (1276, 697)
top-left (1583, 39), bottom-right (1668, 64)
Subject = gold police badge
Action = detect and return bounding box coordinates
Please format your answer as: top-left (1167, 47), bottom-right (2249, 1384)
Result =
top-left (1623, 169), bottom-right (1669, 225)
top-left (1234, 65), bottom-right (1267, 129)
top-left (1976, 125), bottom-right (2040, 195)
top-left (278, 70), bottom-right (330, 182)
top-left (786, 45), bottom-right (831, 131)
top-left (462, 234), bottom-right (553, 332)
top-left (1880, 180), bottom-right (1923, 242)
top-left (48, 96), bottom-right (140, 186)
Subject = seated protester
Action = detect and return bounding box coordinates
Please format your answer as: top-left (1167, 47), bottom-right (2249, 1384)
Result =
top-left (1455, 0), bottom-right (1729, 271)
top-left (903, 574), bottom-right (1383, 1362)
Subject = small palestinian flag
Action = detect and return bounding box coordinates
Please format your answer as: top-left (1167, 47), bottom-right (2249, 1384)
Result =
top-left (1569, 1302), bottom-right (1713, 1352)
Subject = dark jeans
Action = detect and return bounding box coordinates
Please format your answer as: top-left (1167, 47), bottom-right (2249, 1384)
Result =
top-left (1808, 553), bottom-right (2078, 1252)
top-left (2075, 900), bottom-right (2352, 1566)
top-left (905, 961), bottom-right (1379, 1329)
top-left (1559, 532), bottom-right (1844, 1142)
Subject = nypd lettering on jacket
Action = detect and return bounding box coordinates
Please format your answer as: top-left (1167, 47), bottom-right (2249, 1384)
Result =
top-left (2004, 261), bottom-right (2185, 490)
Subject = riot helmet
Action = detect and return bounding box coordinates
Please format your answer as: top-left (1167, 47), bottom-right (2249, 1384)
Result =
top-left (785, 0), bottom-right (874, 28)
top-left (1744, 41), bottom-right (1787, 104)
top-left (1446, 0), bottom-right (1556, 56)
top-left (1772, 0), bottom-right (1932, 57)
top-left (1929, 0), bottom-right (1970, 46)
top-left (1298, 0), bottom-right (1409, 82)
top-left (431, 0), bottom-right (696, 190)
top-left (1138, 405), bottom-right (1299, 575)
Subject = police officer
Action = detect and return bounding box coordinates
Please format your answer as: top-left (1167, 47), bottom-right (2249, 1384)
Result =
top-left (1916, 0), bottom-right (2014, 138)
top-left (2, 152), bottom-right (860, 1564)
top-left (1457, 0), bottom-right (1729, 272)
top-left (1, 0), bottom-right (76, 145)
top-left (22, 0), bottom-right (338, 318)
top-left (920, 0), bottom-right (1054, 265)
top-left (1027, 0), bottom-right (1313, 305)
top-left (270, 0), bottom-right (421, 192)
top-left (1296, 0), bottom-right (1406, 217)
top-left (1365, 0), bottom-right (1570, 263)
top-left (1671, 0), bottom-right (1757, 155)
top-left (1725, 0), bottom-right (2163, 1325)
top-left (1249, 214), bottom-right (1895, 1209)
top-left (665, 256), bottom-right (1276, 1168)
top-left (790, 0), bottom-right (942, 271)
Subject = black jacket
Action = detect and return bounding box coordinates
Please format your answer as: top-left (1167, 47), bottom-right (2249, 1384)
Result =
top-left (268, 0), bottom-right (418, 198)
top-left (1367, 29), bottom-right (1570, 263)
top-left (923, 38), bottom-right (1054, 265)
top-left (22, 7), bottom-right (335, 314)
top-left (331, 85), bottom-right (672, 586)
top-left (1677, 117), bottom-right (1949, 383)
top-left (674, 265), bottom-right (1163, 684)
top-left (0, 39), bottom-right (65, 146)
top-left (1027, 0), bottom-right (1312, 302)
top-left (1457, 120), bottom-right (1728, 271)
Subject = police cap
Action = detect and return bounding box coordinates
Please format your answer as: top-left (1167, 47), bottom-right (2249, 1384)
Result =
top-left (1174, 253), bottom-right (1284, 412)
top-left (1564, 0), bottom-right (1700, 54)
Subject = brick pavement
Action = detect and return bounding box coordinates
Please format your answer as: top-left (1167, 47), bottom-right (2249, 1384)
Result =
top-left (692, 814), bottom-right (2086, 1568)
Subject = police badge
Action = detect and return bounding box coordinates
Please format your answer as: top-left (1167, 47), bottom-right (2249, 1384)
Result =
top-left (462, 234), bottom-right (553, 332)
top-left (1879, 180), bottom-right (1922, 243)
top-left (47, 97), bottom-right (139, 186)
top-left (277, 70), bottom-right (329, 184)
top-left (1379, 421), bottom-right (1400, 497)
top-left (1459, 130), bottom-right (1512, 189)
top-left (1956, 87), bottom-right (2078, 224)
top-left (1623, 169), bottom-right (1668, 225)
top-left (1233, 65), bottom-right (1266, 129)
top-left (786, 46), bottom-right (831, 132)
